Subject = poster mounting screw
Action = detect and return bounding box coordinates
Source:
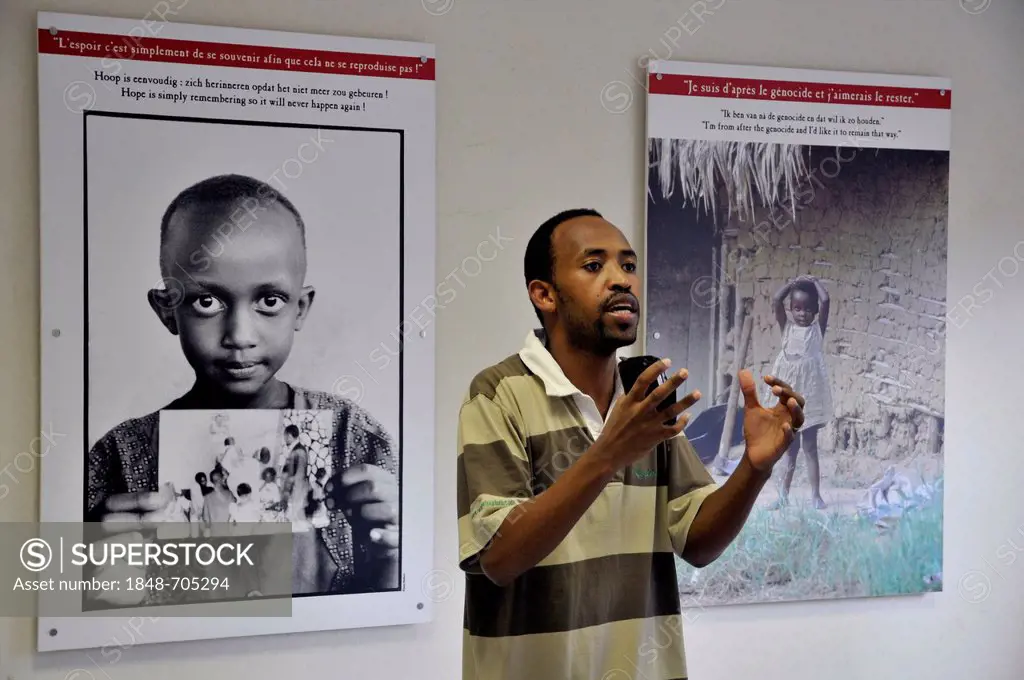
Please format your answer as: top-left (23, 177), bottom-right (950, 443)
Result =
top-left (49, 26), bottom-right (58, 36)
top-left (420, 56), bottom-right (428, 63)
top-left (653, 331), bottom-right (660, 340)
top-left (51, 329), bottom-right (61, 338)
top-left (656, 73), bottom-right (663, 80)
top-left (48, 628), bottom-right (58, 636)
top-left (419, 330), bottom-right (426, 338)
top-left (417, 602), bottom-right (424, 610)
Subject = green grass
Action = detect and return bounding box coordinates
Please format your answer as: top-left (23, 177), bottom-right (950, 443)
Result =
top-left (677, 480), bottom-right (944, 606)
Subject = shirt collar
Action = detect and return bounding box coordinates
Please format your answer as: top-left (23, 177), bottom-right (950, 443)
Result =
top-left (518, 328), bottom-right (625, 400)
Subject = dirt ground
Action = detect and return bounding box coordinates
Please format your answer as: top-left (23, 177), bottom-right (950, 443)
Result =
top-left (710, 442), bottom-right (942, 514)
top-left (710, 468), bottom-right (866, 514)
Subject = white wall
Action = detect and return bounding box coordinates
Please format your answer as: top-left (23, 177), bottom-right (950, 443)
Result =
top-left (2, 0), bottom-right (1023, 678)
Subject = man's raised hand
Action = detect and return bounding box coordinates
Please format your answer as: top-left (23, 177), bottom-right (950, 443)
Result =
top-left (594, 359), bottom-right (701, 470)
top-left (738, 369), bottom-right (806, 471)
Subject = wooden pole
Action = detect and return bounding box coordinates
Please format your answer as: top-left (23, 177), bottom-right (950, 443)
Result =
top-left (715, 311), bottom-right (753, 471)
top-left (708, 244), bottom-right (719, 405)
top-left (715, 240), bottom-right (731, 399)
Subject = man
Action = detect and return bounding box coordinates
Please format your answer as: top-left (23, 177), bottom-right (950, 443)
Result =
top-left (456, 209), bottom-right (806, 680)
top-left (280, 424), bottom-right (311, 522)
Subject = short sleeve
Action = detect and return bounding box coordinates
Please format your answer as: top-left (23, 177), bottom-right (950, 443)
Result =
top-left (457, 393), bottom-right (533, 574)
top-left (664, 433), bottom-right (718, 561)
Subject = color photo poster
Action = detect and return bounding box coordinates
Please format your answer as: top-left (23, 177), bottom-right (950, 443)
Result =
top-left (645, 60), bottom-right (949, 606)
top-left (37, 11), bottom-right (436, 650)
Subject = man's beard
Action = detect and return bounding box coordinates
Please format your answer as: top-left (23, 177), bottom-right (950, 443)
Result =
top-left (557, 290), bottom-right (637, 357)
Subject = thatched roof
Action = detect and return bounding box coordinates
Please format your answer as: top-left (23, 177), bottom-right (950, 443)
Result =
top-left (648, 138), bottom-right (812, 227)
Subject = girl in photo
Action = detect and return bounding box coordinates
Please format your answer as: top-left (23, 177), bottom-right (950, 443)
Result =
top-left (766, 275), bottom-right (833, 509)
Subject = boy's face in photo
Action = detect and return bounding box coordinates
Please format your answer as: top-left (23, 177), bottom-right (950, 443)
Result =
top-left (149, 197), bottom-right (315, 398)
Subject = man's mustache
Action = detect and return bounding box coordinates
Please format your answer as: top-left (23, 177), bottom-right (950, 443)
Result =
top-left (602, 293), bottom-right (640, 312)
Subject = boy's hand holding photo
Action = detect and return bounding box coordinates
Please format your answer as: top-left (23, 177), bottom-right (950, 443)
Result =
top-left (329, 464), bottom-right (399, 558)
top-left (326, 463), bottom-right (399, 590)
top-left (83, 486), bottom-right (176, 606)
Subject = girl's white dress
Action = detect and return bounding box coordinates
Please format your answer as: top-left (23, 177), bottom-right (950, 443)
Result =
top-left (764, 322), bottom-right (833, 429)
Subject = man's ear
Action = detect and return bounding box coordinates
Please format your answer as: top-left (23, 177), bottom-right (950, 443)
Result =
top-left (294, 285), bottom-right (316, 331)
top-left (148, 287), bottom-right (181, 335)
top-left (528, 280), bottom-right (557, 317)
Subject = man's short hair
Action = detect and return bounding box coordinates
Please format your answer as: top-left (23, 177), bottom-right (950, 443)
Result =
top-left (523, 209), bottom-right (602, 324)
top-left (284, 424), bottom-right (300, 439)
top-left (159, 173), bottom-right (306, 276)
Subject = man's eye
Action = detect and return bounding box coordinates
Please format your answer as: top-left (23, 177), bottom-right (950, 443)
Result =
top-left (191, 296), bottom-right (225, 315)
top-left (583, 262), bottom-right (601, 272)
top-left (623, 262), bottom-right (637, 273)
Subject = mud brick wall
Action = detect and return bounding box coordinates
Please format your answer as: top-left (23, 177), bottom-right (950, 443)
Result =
top-left (719, 148), bottom-right (949, 461)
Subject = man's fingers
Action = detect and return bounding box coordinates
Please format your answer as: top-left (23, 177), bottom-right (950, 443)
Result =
top-left (642, 368), bottom-right (689, 412)
top-left (786, 397), bottom-right (805, 430)
top-left (738, 369), bottom-right (761, 410)
top-left (659, 414), bottom-right (690, 437)
top-left (661, 390), bottom-right (701, 420)
top-left (766, 376), bottom-right (806, 408)
top-left (780, 421), bottom-right (795, 451)
top-left (628, 358), bottom-right (672, 401)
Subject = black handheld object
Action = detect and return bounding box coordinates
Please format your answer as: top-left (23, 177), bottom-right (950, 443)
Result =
top-left (618, 355), bottom-right (677, 420)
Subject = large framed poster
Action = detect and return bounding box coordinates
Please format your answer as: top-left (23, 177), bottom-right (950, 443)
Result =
top-left (645, 60), bottom-right (949, 607)
top-left (37, 11), bottom-right (436, 651)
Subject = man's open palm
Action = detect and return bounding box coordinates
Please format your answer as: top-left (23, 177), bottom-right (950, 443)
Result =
top-left (738, 369), bottom-right (806, 471)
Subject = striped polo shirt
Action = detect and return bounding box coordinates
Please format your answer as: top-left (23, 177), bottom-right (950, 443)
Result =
top-left (457, 329), bottom-right (718, 680)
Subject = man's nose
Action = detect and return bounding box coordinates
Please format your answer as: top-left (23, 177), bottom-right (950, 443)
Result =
top-left (607, 264), bottom-right (633, 290)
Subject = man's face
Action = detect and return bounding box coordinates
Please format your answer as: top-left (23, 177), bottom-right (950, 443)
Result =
top-left (150, 199), bottom-right (314, 398)
top-left (541, 216), bottom-right (641, 355)
top-left (211, 471), bottom-right (226, 488)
